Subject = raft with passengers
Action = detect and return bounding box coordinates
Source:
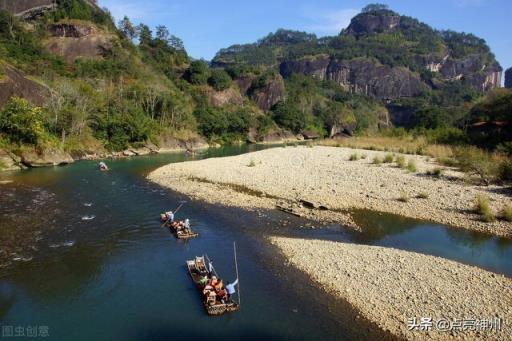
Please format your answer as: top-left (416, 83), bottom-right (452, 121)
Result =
top-left (186, 244), bottom-right (240, 315)
top-left (160, 204), bottom-right (199, 239)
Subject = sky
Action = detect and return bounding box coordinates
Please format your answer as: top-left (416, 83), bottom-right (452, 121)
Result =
top-left (98, 0), bottom-right (511, 73)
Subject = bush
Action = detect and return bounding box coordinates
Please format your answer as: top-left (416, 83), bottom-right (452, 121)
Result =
top-left (0, 97), bottom-right (46, 145)
top-left (208, 69), bottom-right (232, 91)
top-left (247, 159), bottom-right (256, 167)
top-left (185, 60), bottom-right (210, 85)
top-left (502, 204), bottom-right (512, 222)
top-left (453, 146), bottom-right (498, 185)
top-left (407, 159), bottom-right (417, 172)
top-left (372, 156), bottom-right (383, 164)
top-left (396, 155), bottom-right (406, 168)
top-left (498, 160), bottom-right (512, 183)
top-left (475, 194), bottom-right (495, 222)
top-left (383, 153), bottom-right (394, 163)
top-left (398, 192), bottom-right (410, 202)
top-left (272, 101), bottom-right (306, 134)
top-left (426, 167), bottom-right (443, 177)
top-left (349, 153), bottom-right (359, 161)
top-left (417, 192), bottom-right (429, 199)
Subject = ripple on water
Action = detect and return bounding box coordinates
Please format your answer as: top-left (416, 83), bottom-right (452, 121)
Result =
top-left (81, 215), bottom-right (96, 221)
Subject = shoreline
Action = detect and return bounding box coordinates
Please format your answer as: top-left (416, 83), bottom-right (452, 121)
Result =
top-left (148, 145), bottom-right (512, 238)
top-left (270, 236), bottom-right (512, 340)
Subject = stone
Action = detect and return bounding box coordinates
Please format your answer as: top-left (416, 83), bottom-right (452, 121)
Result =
top-left (20, 148), bottom-right (74, 167)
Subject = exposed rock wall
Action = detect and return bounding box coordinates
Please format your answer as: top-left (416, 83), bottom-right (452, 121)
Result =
top-left (0, 63), bottom-right (49, 107)
top-left (45, 22), bottom-right (114, 62)
top-left (345, 12), bottom-right (400, 36)
top-left (505, 67), bottom-right (512, 89)
top-left (280, 56), bottom-right (427, 100)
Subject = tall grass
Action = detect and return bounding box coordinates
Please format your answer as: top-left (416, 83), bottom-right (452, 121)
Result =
top-left (501, 204), bottom-right (512, 222)
top-left (475, 194), bottom-right (495, 222)
top-left (407, 159), bottom-right (417, 172)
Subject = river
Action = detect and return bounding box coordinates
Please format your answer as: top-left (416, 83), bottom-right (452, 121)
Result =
top-left (0, 145), bottom-right (511, 340)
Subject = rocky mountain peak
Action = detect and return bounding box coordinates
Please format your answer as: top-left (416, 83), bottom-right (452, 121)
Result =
top-left (505, 67), bottom-right (512, 89)
top-left (343, 5), bottom-right (400, 36)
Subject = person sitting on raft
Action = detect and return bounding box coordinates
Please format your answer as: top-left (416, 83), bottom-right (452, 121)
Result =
top-left (165, 211), bottom-right (174, 222)
top-left (184, 219), bottom-right (191, 232)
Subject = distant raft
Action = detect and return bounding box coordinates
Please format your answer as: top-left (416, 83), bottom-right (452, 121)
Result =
top-left (186, 256), bottom-right (239, 316)
top-left (160, 214), bottom-right (198, 239)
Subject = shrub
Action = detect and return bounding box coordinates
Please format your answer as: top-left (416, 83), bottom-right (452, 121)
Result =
top-left (498, 160), bottom-right (512, 183)
top-left (417, 192), bottom-right (429, 199)
top-left (426, 167), bottom-right (443, 177)
top-left (407, 159), bottom-right (417, 172)
top-left (502, 204), bottom-right (512, 222)
top-left (475, 194), bottom-right (495, 222)
top-left (398, 192), bottom-right (410, 202)
top-left (396, 155), bottom-right (406, 168)
top-left (208, 69), bottom-right (232, 91)
top-left (0, 97), bottom-right (46, 145)
top-left (185, 60), bottom-right (210, 85)
top-left (453, 146), bottom-right (498, 185)
top-left (272, 101), bottom-right (306, 134)
top-left (383, 153), bottom-right (394, 163)
top-left (349, 153), bottom-right (359, 161)
top-left (372, 156), bottom-right (383, 164)
top-left (247, 159), bottom-right (256, 167)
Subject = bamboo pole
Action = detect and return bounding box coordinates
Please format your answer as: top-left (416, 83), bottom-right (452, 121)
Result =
top-left (160, 203), bottom-right (184, 227)
top-left (233, 241), bottom-right (240, 307)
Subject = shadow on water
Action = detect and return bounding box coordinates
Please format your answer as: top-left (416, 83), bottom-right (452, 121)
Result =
top-left (0, 144), bottom-right (510, 340)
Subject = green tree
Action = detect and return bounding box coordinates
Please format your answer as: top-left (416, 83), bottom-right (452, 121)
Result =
top-left (208, 69), bottom-right (232, 91)
top-left (0, 97), bottom-right (46, 145)
top-left (186, 60), bottom-right (210, 85)
top-left (118, 16), bottom-right (137, 40)
top-left (272, 101), bottom-right (306, 133)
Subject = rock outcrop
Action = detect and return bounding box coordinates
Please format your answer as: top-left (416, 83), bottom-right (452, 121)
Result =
top-left (0, 149), bottom-right (23, 171)
top-left (0, 0), bottom-right (98, 19)
top-left (344, 11), bottom-right (400, 36)
top-left (505, 67), bottom-right (512, 89)
top-left (205, 87), bottom-right (244, 108)
top-left (247, 75), bottom-right (285, 111)
top-left (19, 148), bottom-right (74, 167)
top-left (280, 56), bottom-right (427, 100)
top-left (158, 134), bottom-right (209, 153)
top-left (0, 63), bottom-right (49, 107)
top-left (45, 21), bottom-right (114, 62)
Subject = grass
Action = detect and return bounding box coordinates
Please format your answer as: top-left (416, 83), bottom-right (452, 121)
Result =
top-left (349, 153), bottom-right (359, 161)
top-left (383, 153), bottom-right (394, 163)
top-left (501, 204), bottom-right (512, 222)
top-left (407, 159), bottom-right (417, 173)
top-left (417, 192), bottom-right (429, 199)
top-left (396, 155), bottom-right (406, 168)
top-left (372, 156), bottom-right (383, 165)
top-left (426, 167), bottom-right (443, 177)
top-left (398, 192), bottom-right (410, 202)
top-left (475, 194), bottom-right (496, 222)
top-left (247, 159), bottom-right (256, 167)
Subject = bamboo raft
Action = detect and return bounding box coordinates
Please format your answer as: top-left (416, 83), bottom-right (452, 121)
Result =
top-left (167, 221), bottom-right (199, 239)
top-left (186, 254), bottom-right (240, 316)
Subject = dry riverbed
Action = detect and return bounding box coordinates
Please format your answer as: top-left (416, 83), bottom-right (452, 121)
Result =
top-left (148, 145), bottom-right (512, 237)
top-left (271, 237), bottom-right (512, 340)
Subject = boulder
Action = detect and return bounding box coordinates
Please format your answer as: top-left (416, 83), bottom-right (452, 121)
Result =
top-left (20, 148), bottom-right (74, 167)
top-left (0, 63), bottom-right (49, 107)
top-left (0, 149), bottom-right (22, 171)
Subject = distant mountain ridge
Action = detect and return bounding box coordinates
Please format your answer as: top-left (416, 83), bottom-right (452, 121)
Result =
top-left (213, 6), bottom-right (501, 99)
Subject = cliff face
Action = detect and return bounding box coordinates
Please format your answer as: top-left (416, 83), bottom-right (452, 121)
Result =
top-left (280, 56), bottom-right (427, 100)
top-left (0, 0), bottom-right (98, 18)
top-left (45, 21), bottom-right (114, 62)
top-left (505, 67), bottom-right (512, 89)
top-left (345, 11), bottom-right (400, 36)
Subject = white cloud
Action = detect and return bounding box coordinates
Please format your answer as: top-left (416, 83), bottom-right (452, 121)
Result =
top-left (302, 8), bottom-right (359, 34)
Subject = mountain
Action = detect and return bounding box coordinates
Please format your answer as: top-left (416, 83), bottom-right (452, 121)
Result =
top-left (0, 1), bottom-right (509, 171)
top-left (213, 5), bottom-right (502, 126)
top-left (506, 67), bottom-right (512, 89)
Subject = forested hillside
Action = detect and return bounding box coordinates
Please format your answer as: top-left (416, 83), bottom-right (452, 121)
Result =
top-left (0, 1), bottom-right (511, 170)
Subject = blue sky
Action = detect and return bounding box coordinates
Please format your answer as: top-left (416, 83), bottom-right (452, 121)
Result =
top-left (98, 0), bottom-right (511, 72)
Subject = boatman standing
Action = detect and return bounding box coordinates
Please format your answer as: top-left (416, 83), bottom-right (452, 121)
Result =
top-left (165, 211), bottom-right (174, 222)
top-left (226, 279), bottom-right (238, 300)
